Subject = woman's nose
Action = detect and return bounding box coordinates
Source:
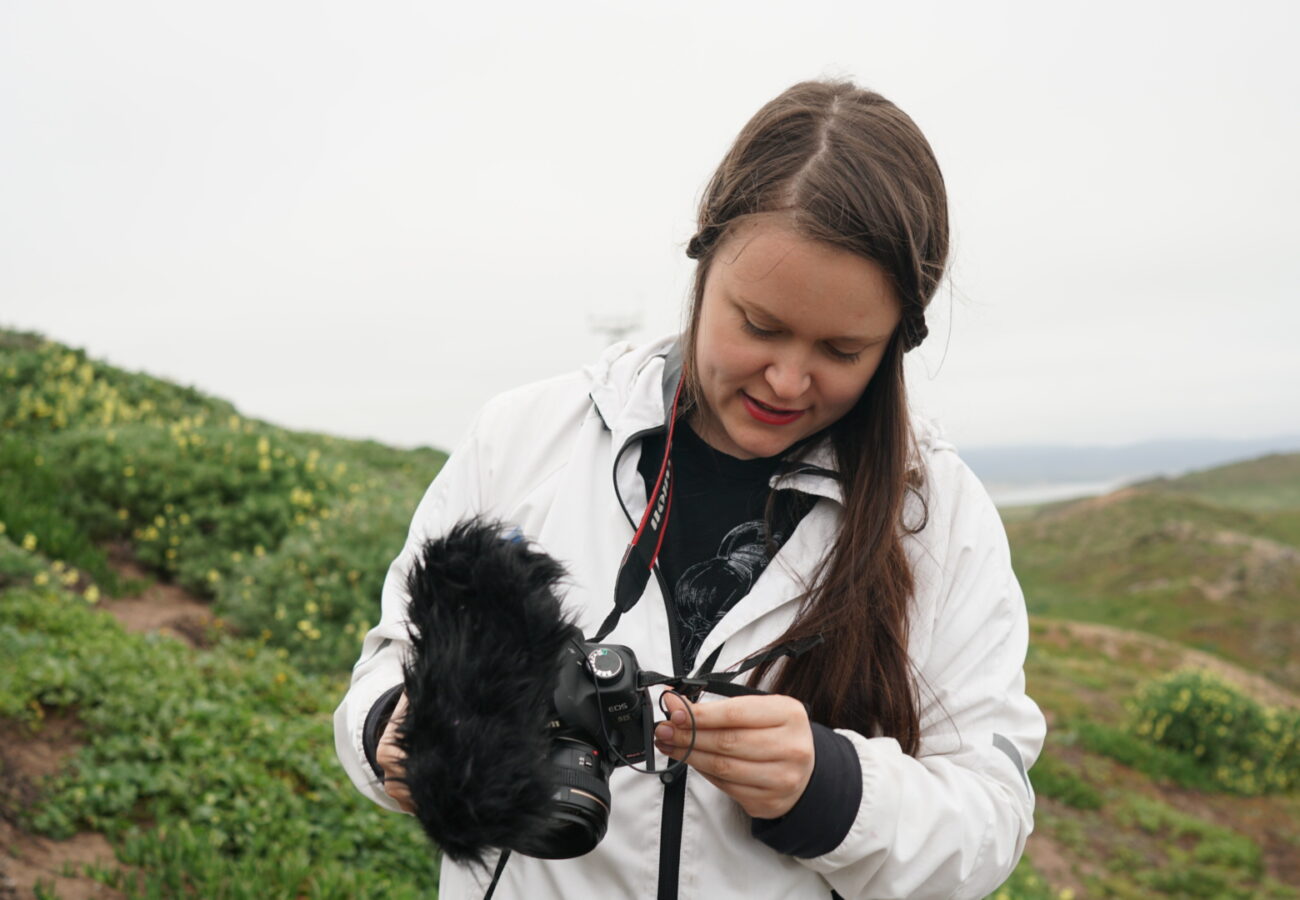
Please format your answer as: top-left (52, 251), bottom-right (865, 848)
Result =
top-left (764, 355), bottom-right (811, 400)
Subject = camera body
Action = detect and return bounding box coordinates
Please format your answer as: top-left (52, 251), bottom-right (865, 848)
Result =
top-left (515, 639), bottom-right (653, 860)
top-left (554, 641), bottom-right (650, 765)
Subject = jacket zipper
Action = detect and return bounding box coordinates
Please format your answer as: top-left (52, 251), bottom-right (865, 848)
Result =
top-left (611, 427), bottom-right (688, 900)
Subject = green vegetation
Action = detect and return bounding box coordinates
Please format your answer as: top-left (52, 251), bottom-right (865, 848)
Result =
top-left (1006, 485), bottom-right (1300, 691)
top-left (0, 330), bottom-right (444, 673)
top-left (1136, 453), bottom-right (1300, 512)
top-left (1128, 669), bottom-right (1300, 795)
top-left (0, 329), bottom-right (447, 895)
top-left (1, 555), bottom-right (438, 897)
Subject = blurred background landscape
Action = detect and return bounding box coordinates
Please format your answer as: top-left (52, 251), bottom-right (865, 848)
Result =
top-left (1, 335), bottom-right (1296, 899)
top-left (3, 0), bottom-right (1298, 897)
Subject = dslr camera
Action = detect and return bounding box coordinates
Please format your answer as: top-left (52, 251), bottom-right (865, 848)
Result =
top-left (527, 638), bottom-right (654, 858)
top-left (394, 519), bottom-right (670, 864)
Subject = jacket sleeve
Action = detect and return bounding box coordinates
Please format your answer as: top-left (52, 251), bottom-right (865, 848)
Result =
top-left (332, 421), bottom-right (489, 813)
top-left (799, 458), bottom-right (1046, 900)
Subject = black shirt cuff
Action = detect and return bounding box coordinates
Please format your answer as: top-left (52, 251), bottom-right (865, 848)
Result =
top-left (751, 722), bottom-right (862, 858)
top-left (362, 684), bottom-right (405, 781)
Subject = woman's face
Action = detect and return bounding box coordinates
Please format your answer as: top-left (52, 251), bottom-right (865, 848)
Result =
top-left (690, 220), bottom-right (902, 460)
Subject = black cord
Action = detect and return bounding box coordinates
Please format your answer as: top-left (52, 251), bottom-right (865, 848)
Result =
top-left (655, 689), bottom-right (697, 785)
top-left (483, 848), bottom-right (511, 900)
top-left (579, 642), bottom-right (697, 780)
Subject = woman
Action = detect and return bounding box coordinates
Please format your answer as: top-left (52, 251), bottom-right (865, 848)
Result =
top-left (334, 79), bottom-right (1045, 899)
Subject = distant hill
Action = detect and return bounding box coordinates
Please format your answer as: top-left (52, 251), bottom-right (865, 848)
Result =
top-left (1134, 453), bottom-right (1300, 512)
top-left (1005, 453), bottom-right (1300, 691)
top-left (963, 436), bottom-right (1300, 486)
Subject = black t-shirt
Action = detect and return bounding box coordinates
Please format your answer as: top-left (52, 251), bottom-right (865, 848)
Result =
top-left (637, 420), bottom-right (812, 670)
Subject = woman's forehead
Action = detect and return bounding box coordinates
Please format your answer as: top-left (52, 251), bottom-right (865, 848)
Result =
top-left (710, 222), bottom-right (900, 338)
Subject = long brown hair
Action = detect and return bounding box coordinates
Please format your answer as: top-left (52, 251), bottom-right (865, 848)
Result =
top-left (682, 80), bottom-right (949, 754)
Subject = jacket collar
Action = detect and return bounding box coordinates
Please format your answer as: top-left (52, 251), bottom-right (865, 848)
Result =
top-left (587, 336), bottom-right (846, 505)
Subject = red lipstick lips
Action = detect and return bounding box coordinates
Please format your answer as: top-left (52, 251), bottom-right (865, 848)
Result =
top-left (742, 393), bottom-right (805, 425)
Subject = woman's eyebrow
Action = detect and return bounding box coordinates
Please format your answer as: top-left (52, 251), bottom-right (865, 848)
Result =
top-left (736, 296), bottom-right (892, 344)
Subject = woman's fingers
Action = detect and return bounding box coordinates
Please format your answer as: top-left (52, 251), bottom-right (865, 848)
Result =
top-left (377, 691), bottom-right (416, 813)
top-left (654, 739), bottom-right (812, 820)
top-left (653, 742), bottom-right (793, 789)
top-left (662, 691), bottom-right (798, 730)
top-left (653, 718), bottom-right (799, 761)
top-left (655, 691), bottom-right (815, 819)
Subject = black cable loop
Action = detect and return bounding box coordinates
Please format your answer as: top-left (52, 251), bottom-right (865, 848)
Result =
top-left (578, 640), bottom-right (696, 781)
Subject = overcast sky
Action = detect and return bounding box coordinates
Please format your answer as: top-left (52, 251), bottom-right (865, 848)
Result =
top-left (3, 0), bottom-right (1297, 454)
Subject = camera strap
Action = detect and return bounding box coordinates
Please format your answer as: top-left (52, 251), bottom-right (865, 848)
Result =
top-left (637, 633), bottom-right (826, 701)
top-left (596, 377), bottom-right (686, 643)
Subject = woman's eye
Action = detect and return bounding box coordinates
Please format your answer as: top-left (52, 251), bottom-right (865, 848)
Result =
top-left (741, 319), bottom-right (779, 339)
top-left (826, 344), bottom-right (863, 364)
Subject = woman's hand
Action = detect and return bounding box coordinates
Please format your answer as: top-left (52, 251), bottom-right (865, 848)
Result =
top-left (376, 690), bottom-right (417, 813)
top-left (653, 692), bottom-right (815, 820)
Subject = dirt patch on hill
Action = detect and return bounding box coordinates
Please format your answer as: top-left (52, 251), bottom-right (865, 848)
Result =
top-left (1056, 486), bottom-right (1144, 515)
top-left (1041, 619), bottom-right (1300, 711)
top-left (100, 551), bottom-right (214, 649)
top-left (1023, 825), bottom-right (1093, 898)
top-left (0, 715), bottom-right (124, 899)
top-left (0, 549), bottom-right (209, 899)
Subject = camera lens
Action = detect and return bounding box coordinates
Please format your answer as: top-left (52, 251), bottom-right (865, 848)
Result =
top-left (510, 737), bottom-right (612, 859)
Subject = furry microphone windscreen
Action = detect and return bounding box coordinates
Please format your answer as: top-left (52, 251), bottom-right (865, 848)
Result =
top-left (394, 518), bottom-right (579, 866)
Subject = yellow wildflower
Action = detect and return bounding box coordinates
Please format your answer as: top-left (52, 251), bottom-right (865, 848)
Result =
top-left (123, 466), bottom-right (135, 477)
top-left (84, 585), bottom-right (100, 604)
top-left (34, 572), bottom-right (49, 585)
top-left (206, 569), bottom-right (221, 583)
top-left (117, 508), bottom-right (129, 520)
top-left (22, 533), bottom-right (37, 551)
top-left (254, 544), bottom-right (266, 558)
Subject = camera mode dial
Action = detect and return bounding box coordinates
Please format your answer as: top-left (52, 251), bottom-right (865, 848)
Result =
top-left (587, 647), bottom-right (623, 682)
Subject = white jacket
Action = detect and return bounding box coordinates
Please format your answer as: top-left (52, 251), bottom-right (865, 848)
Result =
top-left (334, 337), bottom-right (1045, 900)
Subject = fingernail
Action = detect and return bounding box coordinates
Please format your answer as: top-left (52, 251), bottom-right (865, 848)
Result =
top-left (655, 723), bottom-right (674, 742)
top-left (671, 710), bottom-right (687, 726)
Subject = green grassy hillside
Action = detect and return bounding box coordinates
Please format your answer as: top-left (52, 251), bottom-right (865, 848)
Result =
top-left (1006, 477), bottom-right (1300, 692)
top-left (0, 329), bottom-right (447, 896)
top-left (2, 327), bottom-right (1297, 898)
top-left (1136, 453), bottom-right (1300, 512)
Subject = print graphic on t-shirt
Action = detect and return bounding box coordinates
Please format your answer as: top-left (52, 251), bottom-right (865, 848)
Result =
top-left (675, 520), bottom-right (787, 666)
